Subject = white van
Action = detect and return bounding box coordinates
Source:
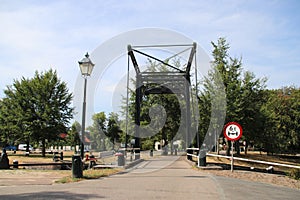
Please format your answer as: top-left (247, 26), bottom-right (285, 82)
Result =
top-left (18, 144), bottom-right (33, 151)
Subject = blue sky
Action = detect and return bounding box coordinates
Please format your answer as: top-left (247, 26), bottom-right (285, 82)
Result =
top-left (0, 0), bottom-right (299, 122)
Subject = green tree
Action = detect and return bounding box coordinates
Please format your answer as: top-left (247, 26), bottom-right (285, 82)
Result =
top-left (211, 38), bottom-right (243, 123)
top-left (239, 71), bottom-right (267, 154)
top-left (2, 69), bottom-right (73, 156)
top-left (3, 79), bottom-right (35, 150)
top-left (0, 98), bottom-right (22, 146)
top-left (67, 121), bottom-right (81, 153)
top-left (89, 112), bottom-right (107, 151)
top-left (200, 38), bottom-right (267, 155)
top-left (262, 87), bottom-right (300, 154)
top-left (107, 112), bottom-right (122, 150)
top-left (201, 38), bottom-right (243, 155)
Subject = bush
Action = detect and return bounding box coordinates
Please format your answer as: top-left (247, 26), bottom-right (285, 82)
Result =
top-left (141, 139), bottom-right (154, 150)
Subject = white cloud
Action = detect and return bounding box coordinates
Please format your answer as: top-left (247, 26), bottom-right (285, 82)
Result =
top-left (0, 1), bottom-right (122, 97)
top-left (0, 0), bottom-right (299, 107)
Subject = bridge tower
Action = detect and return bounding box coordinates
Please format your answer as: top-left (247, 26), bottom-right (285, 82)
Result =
top-left (127, 43), bottom-right (198, 159)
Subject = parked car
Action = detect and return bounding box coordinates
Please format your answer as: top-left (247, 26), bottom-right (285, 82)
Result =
top-left (4, 145), bottom-right (17, 151)
top-left (18, 144), bottom-right (33, 151)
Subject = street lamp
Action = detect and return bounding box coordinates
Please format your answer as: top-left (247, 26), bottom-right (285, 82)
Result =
top-left (78, 52), bottom-right (95, 159)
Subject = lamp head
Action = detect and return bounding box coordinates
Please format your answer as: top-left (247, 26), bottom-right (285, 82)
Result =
top-left (78, 52), bottom-right (95, 76)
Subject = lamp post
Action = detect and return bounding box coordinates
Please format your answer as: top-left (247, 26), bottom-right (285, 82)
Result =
top-left (78, 52), bottom-right (95, 159)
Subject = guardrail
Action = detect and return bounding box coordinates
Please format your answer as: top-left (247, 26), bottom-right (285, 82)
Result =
top-left (186, 148), bottom-right (205, 167)
top-left (9, 162), bottom-right (72, 169)
top-left (98, 151), bottom-right (115, 158)
top-left (206, 153), bottom-right (300, 169)
top-left (186, 148), bottom-right (199, 158)
top-left (186, 148), bottom-right (300, 170)
top-left (123, 148), bottom-right (141, 160)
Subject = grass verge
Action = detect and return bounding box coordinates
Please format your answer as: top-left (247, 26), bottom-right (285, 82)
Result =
top-left (55, 168), bottom-right (122, 184)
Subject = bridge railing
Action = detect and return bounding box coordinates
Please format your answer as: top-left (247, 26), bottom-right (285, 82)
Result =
top-left (186, 148), bottom-right (199, 160)
top-left (206, 153), bottom-right (300, 169)
top-left (186, 148), bottom-right (300, 170)
top-left (186, 148), bottom-right (207, 167)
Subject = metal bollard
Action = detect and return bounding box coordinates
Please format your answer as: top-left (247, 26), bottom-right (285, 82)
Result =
top-left (187, 149), bottom-right (192, 161)
top-left (150, 149), bottom-right (153, 157)
top-left (198, 149), bottom-right (207, 166)
top-left (72, 155), bottom-right (83, 178)
top-left (13, 160), bottom-right (18, 169)
top-left (115, 152), bottom-right (125, 166)
top-left (134, 149), bottom-right (140, 160)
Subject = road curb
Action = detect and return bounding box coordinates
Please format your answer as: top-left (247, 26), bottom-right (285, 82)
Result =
top-left (124, 159), bottom-right (144, 169)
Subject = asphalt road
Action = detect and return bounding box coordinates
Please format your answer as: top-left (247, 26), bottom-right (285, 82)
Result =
top-left (0, 156), bottom-right (299, 200)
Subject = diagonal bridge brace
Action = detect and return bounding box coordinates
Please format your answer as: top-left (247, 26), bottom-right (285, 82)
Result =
top-left (127, 43), bottom-right (197, 154)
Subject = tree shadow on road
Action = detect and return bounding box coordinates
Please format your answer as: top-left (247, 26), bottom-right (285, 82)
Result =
top-left (0, 191), bottom-right (105, 199)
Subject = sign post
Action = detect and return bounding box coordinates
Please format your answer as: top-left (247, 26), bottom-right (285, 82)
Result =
top-left (223, 122), bottom-right (243, 172)
top-left (231, 141), bottom-right (234, 172)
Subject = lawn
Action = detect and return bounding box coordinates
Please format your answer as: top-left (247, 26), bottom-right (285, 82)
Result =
top-left (2, 150), bottom-right (122, 184)
top-left (55, 168), bottom-right (122, 184)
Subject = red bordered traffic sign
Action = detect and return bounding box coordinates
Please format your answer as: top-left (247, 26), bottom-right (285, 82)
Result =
top-left (223, 122), bottom-right (243, 141)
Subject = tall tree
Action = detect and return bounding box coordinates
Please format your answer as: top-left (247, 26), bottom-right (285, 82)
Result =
top-left (239, 71), bottom-right (267, 154)
top-left (200, 37), bottom-right (267, 155)
top-left (211, 38), bottom-right (243, 123)
top-left (0, 98), bottom-right (22, 146)
top-left (2, 69), bottom-right (74, 156)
